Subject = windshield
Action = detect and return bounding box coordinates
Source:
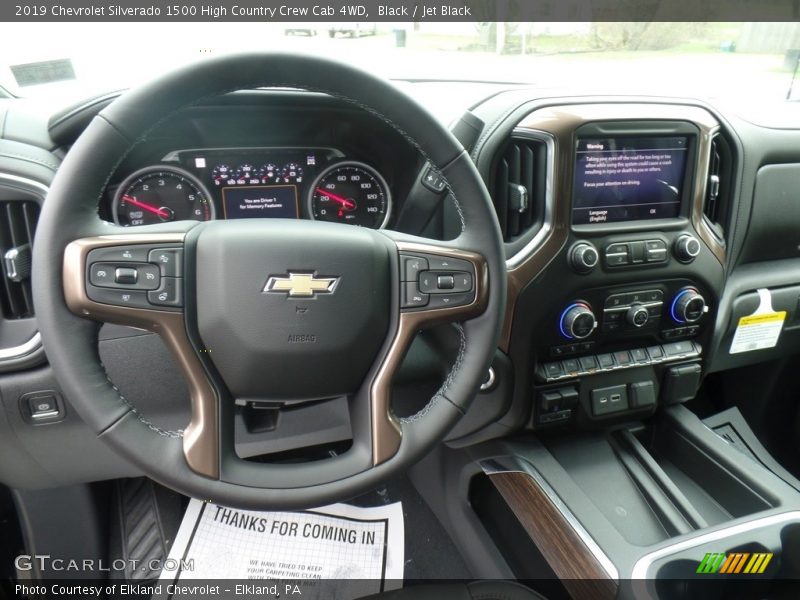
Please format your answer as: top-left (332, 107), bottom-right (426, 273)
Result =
top-left (2, 22), bottom-right (799, 105)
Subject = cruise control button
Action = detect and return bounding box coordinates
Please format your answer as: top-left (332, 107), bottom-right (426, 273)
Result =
top-left (149, 248), bottom-right (183, 277)
top-left (401, 282), bottom-right (428, 308)
top-left (87, 287), bottom-right (150, 309)
top-left (89, 263), bottom-right (115, 287)
top-left (88, 245), bottom-right (149, 263)
top-left (114, 267), bottom-right (137, 284)
top-left (147, 277), bottom-right (183, 307)
top-left (427, 292), bottom-right (473, 309)
top-left (400, 255), bottom-right (428, 282)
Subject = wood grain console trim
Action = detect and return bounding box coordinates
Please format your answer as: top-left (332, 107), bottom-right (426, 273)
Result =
top-left (489, 470), bottom-right (618, 599)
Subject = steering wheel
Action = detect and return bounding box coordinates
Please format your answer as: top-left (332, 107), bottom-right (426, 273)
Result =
top-left (32, 53), bottom-right (506, 509)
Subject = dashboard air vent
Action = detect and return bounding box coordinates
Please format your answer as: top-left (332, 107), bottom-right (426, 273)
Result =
top-left (703, 134), bottom-right (732, 240)
top-left (492, 136), bottom-right (547, 243)
top-left (0, 200), bottom-right (39, 319)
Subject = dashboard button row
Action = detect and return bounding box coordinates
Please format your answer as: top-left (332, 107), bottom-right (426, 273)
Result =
top-left (539, 341), bottom-right (701, 382)
top-left (604, 239), bottom-right (668, 268)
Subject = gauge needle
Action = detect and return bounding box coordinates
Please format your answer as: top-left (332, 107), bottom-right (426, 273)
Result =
top-left (316, 188), bottom-right (355, 210)
top-left (122, 195), bottom-right (170, 219)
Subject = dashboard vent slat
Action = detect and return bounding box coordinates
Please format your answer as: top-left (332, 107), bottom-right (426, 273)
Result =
top-left (0, 200), bottom-right (40, 319)
top-left (492, 136), bottom-right (547, 243)
top-left (703, 134), bottom-right (731, 241)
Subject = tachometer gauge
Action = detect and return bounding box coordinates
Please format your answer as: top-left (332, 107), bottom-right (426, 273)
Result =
top-left (308, 162), bottom-right (391, 229)
top-left (112, 166), bottom-right (215, 226)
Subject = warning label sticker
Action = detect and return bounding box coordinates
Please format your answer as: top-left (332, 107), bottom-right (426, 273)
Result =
top-left (730, 311), bottom-right (786, 354)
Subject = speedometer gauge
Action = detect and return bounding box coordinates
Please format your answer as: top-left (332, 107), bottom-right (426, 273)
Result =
top-left (308, 162), bottom-right (391, 229)
top-left (113, 166), bottom-right (214, 226)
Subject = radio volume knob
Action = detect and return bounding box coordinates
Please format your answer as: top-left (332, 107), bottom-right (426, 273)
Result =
top-left (560, 302), bottom-right (597, 340)
top-left (671, 288), bottom-right (706, 323)
top-left (569, 242), bottom-right (599, 274)
top-left (674, 234), bottom-right (701, 263)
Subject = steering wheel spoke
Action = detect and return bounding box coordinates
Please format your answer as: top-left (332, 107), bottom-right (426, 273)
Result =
top-left (368, 234), bottom-right (489, 465)
top-left (63, 230), bottom-right (221, 479)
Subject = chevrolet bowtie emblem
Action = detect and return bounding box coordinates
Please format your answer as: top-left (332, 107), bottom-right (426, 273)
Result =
top-left (263, 273), bottom-right (340, 298)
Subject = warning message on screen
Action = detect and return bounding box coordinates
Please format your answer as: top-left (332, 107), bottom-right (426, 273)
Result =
top-left (572, 136), bottom-right (688, 225)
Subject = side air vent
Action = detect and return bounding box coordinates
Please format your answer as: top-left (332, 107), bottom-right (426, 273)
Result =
top-left (703, 134), bottom-right (732, 241)
top-left (0, 200), bottom-right (39, 319)
top-left (491, 136), bottom-right (548, 243)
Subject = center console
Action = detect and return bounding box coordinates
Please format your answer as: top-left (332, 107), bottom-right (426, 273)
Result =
top-left (499, 104), bottom-right (726, 435)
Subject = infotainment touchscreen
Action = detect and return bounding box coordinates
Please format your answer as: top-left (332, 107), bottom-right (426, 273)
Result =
top-left (572, 136), bottom-right (689, 225)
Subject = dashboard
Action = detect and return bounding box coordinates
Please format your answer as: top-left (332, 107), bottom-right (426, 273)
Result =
top-left (2, 81), bottom-right (800, 491)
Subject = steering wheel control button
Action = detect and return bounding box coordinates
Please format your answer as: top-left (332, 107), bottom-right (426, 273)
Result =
top-left (400, 254), bottom-right (428, 282)
top-left (148, 277), bottom-right (183, 308)
top-left (437, 274), bottom-right (455, 290)
top-left (149, 247), bottom-right (184, 277)
top-left (114, 267), bottom-right (137, 284)
top-left (89, 263), bottom-right (115, 286)
top-left (89, 262), bottom-right (160, 290)
top-left (88, 245), bottom-right (149, 263)
top-left (87, 287), bottom-right (150, 309)
top-left (401, 283), bottom-right (428, 308)
top-left (425, 255), bottom-right (473, 272)
top-left (427, 292), bottom-right (473, 309)
top-left (421, 166), bottom-right (447, 193)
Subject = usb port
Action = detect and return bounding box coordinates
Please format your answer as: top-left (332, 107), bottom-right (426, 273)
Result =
top-left (610, 393), bottom-right (622, 403)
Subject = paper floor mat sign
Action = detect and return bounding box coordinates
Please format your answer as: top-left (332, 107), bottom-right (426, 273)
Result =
top-left (729, 288), bottom-right (786, 354)
top-left (160, 499), bottom-right (404, 599)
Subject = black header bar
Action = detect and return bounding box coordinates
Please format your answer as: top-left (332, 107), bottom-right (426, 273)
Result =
top-left (3, 0), bottom-right (800, 23)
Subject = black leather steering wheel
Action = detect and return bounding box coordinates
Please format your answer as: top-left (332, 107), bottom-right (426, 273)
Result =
top-left (32, 53), bottom-right (506, 509)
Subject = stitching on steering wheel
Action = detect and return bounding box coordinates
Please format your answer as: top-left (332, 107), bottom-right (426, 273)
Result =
top-left (399, 323), bottom-right (466, 424)
top-left (100, 361), bottom-right (184, 438)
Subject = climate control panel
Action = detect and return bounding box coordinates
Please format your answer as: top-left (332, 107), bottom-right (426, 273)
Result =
top-left (551, 281), bottom-right (711, 356)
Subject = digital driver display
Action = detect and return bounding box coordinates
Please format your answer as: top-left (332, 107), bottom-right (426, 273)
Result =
top-left (572, 136), bottom-right (689, 225)
top-left (221, 185), bottom-right (299, 219)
